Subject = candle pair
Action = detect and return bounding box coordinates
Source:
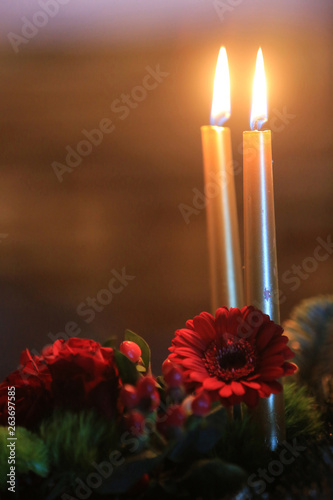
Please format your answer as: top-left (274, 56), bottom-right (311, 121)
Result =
top-left (201, 48), bottom-right (284, 449)
top-left (201, 48), bottom-right (277, 316)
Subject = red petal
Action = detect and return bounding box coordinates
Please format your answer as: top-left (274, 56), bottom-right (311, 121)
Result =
top-left (227, 308), bottom-right (242, 336)
top-left (282, 346), bottom-right (295, 360)
top-left (282, 362), bottom-right (298, 375)
top-left (258, 384), bottom-right (272, 397)
top-left (264, 380), bottom-right (283, 394)
top-left (241, 380), bottom-right (261, 390)
top-left (231, 381), bottom-right (245, 396)
top-left (236, 311), bottom-right (260, 341)
top-left (190, 371), bottom-right (208, 382)
top-left (242, 308), bottom-right (271, 339)
top-left (193, 313), bottom-right (216, 343)
top-left (260, 342), bottom-right (285, 358)
top-left (247, 372), bottom-right (261, 380)
top-left (215, 307), bottom-right (229, 336)
top-left (257, 354), bottom-right (285, 368)
top-left (259, 366), bottom-right (284, 380)
top-left (243, 388), bottom-right (259, 407)
top-left (219, 384), bottom-right (233, 397)
top-left (182, 358), bottom-right (208, 373)
top-left (203, 378), bottom-right (224, 391)
top-left (177, 332), bottom-right (207, 350)
top-left (171, 347), bottom-right (202, 358)
top-left (256, 324), bottom-right (279, 352)
top-left (268, 335), bottom-right (289, 346)
top-left (185, 320), bottom-right (194, 330)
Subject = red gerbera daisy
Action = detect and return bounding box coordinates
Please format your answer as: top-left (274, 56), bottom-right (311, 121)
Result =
top-left (167, 306), bottom-right (297, 407)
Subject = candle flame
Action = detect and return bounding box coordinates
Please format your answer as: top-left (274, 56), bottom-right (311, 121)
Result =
top-left (250, 48), bottom-right (267, 131)
top-left (210, 47), bottom-right (231, 126)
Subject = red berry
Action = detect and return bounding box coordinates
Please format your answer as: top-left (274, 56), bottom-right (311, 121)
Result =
top-left (120, 384), bottom-right (139, 409)
top-left (137, 376), bottom-right (156, 397)
top-left (162, 358), bottom-right (173, 375)
top-left (124, 410), bottom-right (144, 436)
top-left (120, 341), bottom-right (141, 363)
top-left (165, 405), bottom-right (186, 427)
top-left (149, 389), bottom-right (160, 410)
top-left (191, 392), bottom-right (211, 416)
top-left (164, 365), bottom-right (184, 388)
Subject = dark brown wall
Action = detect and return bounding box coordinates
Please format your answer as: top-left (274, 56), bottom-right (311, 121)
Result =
top-left (0, 2), bottom-right (332, 379)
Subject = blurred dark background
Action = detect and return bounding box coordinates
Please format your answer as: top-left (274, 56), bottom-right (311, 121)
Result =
top-left (0, 0), bottom-right (332, 379)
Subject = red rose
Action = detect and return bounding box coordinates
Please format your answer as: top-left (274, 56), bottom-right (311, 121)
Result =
top-left (41, 338), bottom-right (120, 417)
top-left (0, 349), bottom-right (53, 429)
top-left (0, 338), bottom-right (120, 430)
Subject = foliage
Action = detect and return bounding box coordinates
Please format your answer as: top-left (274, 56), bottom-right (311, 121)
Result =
top-left (283, 295), bottom-right (333, 400)
top-left (284, 382), bottom-right (323, 440)
top-left (124, 330), bottom-right (151, 372)
top-left (0, 426), bottom-right (49, 488)
top-left (212, 409), bottom-right (268, 471)
top-left (1, 296), bottom-right (333, 498)
top-left (39, 410), bottom-right (118, 476)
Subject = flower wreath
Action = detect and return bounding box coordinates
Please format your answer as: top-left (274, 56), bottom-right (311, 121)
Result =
top-left (0, 299), bottom-right (332, 500)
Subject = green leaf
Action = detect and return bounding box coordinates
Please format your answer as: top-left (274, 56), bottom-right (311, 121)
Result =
top-left (156, 375), bottom-right (166, 389)
top-left (168, 427), bottom-right (221, 463)
top-left (97, 450), bottom-right (164, 494)
top-left (0, 426), bottom-right (49, 490)
top-left (204, 404), bottom-right (228, 430)
top-left (114, 349), bottom-right (139, 385)
top-left (179, 458), bottom-right (247, 497)
top-left (125, 329), bottom-right (151, 370)
top-left (168, 405), bottom-right (228, 463)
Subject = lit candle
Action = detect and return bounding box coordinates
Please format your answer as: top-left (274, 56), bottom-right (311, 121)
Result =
top-left (243, 48), bottom-right (285, 449)
top-left (201, 47), bottom-right (244, 312)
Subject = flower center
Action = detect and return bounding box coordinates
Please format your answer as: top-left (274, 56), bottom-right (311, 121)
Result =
top-left (203, 338), bottom-right (256, 382)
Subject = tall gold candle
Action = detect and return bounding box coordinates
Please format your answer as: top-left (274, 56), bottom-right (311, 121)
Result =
top-left (201, 48), bottom-right (244, 311)
top-left (243, 49), bottom-right (285, 450)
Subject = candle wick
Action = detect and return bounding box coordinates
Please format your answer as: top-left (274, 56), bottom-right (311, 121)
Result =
top-left (251, 115), bottom-right (267, 131)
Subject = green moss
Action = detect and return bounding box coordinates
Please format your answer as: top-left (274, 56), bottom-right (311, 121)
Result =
top-left (283, 295), bottom-right (333, 399)
top-left (213, 410), bottom-right (269, 471)
top-left (39, 410), bottom-right (118, 476)
top-left (284, 382), bottom-right (323, 440)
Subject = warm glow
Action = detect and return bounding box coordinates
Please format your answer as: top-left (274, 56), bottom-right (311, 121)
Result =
top-left (250, 48), bottom-right (267, 131)
top-left (210, 47), bottom-right (231, 126)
